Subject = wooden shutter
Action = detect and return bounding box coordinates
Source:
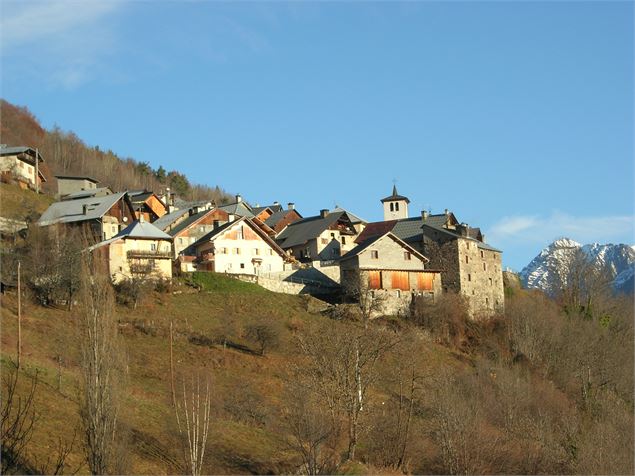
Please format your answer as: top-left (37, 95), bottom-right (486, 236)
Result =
top-left (368, 271), bottom-right (382, 290)
top-left (417, 272), bottom-right (433, 291)
top-left (391, 271), bottom-right (410, 291)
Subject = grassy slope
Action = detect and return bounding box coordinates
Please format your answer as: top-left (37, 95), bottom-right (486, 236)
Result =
top-left (1, 273), bottom-right (459, 474)
top-left (0, 182), bottom-right (55, 221)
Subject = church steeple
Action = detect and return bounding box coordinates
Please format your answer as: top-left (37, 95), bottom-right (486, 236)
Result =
top-left (380, 185), bottom-right (410, 221)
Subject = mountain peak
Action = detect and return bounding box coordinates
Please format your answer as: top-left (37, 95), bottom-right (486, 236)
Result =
top-left (550, 237), bottom-right (581, 249)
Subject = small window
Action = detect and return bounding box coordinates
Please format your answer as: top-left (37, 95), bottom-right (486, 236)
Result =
top-left (321, 238), bottom-right (328, 245)
top-left (237, 227), bottom-right (244, 239)
top-left (404, 251), bottom-right (411, 261)
top-left (489, 277), bottom-right (493, 286)
top-left (151, 243), bottom-right (157, 251)
top-left (468, 274), bottom-right (472, 282)
top-left (254, 248), bottom-right (260, 256)
top-left (395, 202), bottom-right (399, 211)
top-left (269, 249), bottom-right (274, 256)
top-left (370, 250), bottom-right (379, 259)
top-left (178, 237), bottom-right (183, 244)
top-left (483, 263), bottom-right (486, 271)
top-left (465, 255), bottom-right (469, 264)
top-left (240, 263), bottom-right (245, 269)
top-left (480, 250), bottom-right (484, 258)
top-left (341, 236), bottom-right (346, 245)
top-left (227, 262), bottom-right (233, 269)
top-left (466, 242), bottom-right (470, 249)
top-left (472, 289), bottom-right (475, 295)
top-left (234, 248), bottom-right (241, 255)
top-left (390, 203), bottom-right (394, 212)
top-left (486, 297), bottom-right (489, 305)
top-left (330, 233), bottom-right (335, 239)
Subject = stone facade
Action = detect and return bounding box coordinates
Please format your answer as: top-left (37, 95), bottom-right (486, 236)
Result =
top-left (56, 176), bottom-right (98, 197)
top-left (96, 236), bottom-right (173, 283)
top-left (0, 149), bottom-right (45, 191)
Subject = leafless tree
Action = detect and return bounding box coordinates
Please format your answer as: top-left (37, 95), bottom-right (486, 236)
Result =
top-left (297, 325), bottom-right (396, 461)
top-left (1, 361), bottom-right (38, 474)
top-left (245, 320), bottom-right (281, 356)
top-left (77, 258), bottom-right (124, 475)
top-left (174, 374), bottom-right (213, 476)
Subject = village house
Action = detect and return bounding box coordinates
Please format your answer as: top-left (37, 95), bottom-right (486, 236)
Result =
top-left (275, 209), bottom-right (366, 263)
top-left (218, 194), bottom-right (255, 218)
top-left (55, 174), bottom-right (100, 198)
top-left (339, 231), bottom-right (441, 298)
top-left (357, 186), bottom-right (504, 317)
top-left (90, 218), bottom-right (173, 283)
top-left (0, 146), bottom-right (47, 191)
top-left (188, 217), bottom-right (289, 275)
top-left (128, 190), bottom-right (168, 222)
top-left (251, 202), bottom-right (303, 235)
top-left (38, 191), bottom-right (136, 242)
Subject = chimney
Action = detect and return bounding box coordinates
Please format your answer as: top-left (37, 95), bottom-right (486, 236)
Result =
top-left (82, 204), bottom-right (88, 215)
top-left (445, 208), bottom-right (449, 217)
top-left (236, 194), bottom-right (242, 203)
top-left (288, 202), bottom-right (295, 210)
top-left (273, 201), bottom-right (280, 207)
top-left (458, 222), bottom-right (469, 237)
top-left (422, 210), bottom-right (429, 221)
top-left (320, 209), bottom-right (329, 218)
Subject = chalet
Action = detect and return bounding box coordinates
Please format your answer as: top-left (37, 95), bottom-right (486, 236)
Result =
top-left (55, 175), bottom-right (99, 198)
top-left (359, 186), bottom-right (504, 317)
top-left (90, 219), bottom-right (173, 283)
top-left (128, 190), bottom-right (168, 222)
top-left (188, 217), bottom-right (289, 275)
top-left (168, 207), bottom-right (230, 258)
top-left (38, 192), bottom-right (136, 243)
top-left (0, 146), bottom-right (46, 191)
top-left (340, 231), bottom-right (441, 297)
top-left (275, 209), bottom-right (366, 263)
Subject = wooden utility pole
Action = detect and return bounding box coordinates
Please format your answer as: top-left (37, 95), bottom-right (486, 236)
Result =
top-left (170, 320), bottom-right (177, 408)
top-left (17, 261), bottom-right (22, 368)
top-left (35, 148), bottom-right (39, 194)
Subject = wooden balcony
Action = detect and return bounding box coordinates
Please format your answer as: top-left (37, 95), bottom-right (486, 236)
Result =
top-left (127, 249), bottom-right (172, 259)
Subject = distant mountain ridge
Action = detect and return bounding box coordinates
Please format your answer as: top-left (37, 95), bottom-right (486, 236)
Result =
top-left (520, 238), bottom-right (635, 294)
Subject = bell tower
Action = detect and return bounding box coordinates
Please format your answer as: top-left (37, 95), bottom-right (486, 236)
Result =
top-left (380, 185), bottom-right (410, 221)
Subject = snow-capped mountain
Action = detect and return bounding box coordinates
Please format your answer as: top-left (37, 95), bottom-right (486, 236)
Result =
top-left (520, 239), bottom-right (635, 295)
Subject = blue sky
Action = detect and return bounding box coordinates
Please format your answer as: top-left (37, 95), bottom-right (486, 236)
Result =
top-left (1, 0), bottom-right (633, 270)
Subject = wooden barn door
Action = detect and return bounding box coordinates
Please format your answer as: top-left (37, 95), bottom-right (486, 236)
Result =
top-left (368, 271), bottom-right (382, 289)
top-left (390, 271), bottom-right (410, 291)
top-left (416, 272), bottom-right (433, 291)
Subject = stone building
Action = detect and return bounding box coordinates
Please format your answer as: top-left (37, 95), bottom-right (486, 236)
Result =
top-left (90, 219), bottom-right (173, 283)
top-left (357, 187), bottom-right (505, 317)
top-left (55, 175), bottom-right (99, 198)
top-left (0, 146), bottom-right (47, 191)
top-left (381, 185), bottom-right (410, 221)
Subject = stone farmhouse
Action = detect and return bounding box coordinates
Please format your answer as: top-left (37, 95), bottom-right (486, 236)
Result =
top-left (55, 174), bottom-right (100, 198)
top-left (357, 186), bottom-right (504, 317)
top-left (275, 209), bottom-right (367, 263)
top-left (0, 146), bottom-right (47, 191)
top-left (188, 217), bottom-right (289, 275)
top-left (38, 190), bottom-right (136, 242)
top-left (90, 218), bottom-right (173, 282)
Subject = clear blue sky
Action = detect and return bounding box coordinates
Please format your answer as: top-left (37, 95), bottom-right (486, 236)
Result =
top-left (1, 1), bottom-right (633, 270)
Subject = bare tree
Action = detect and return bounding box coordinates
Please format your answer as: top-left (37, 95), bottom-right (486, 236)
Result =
top-left (77, 259), bottom-right (124, 475)
top-left (1, 361), bottom-right (38, 474)
top-left (174, 374), bottom-right (213, 476)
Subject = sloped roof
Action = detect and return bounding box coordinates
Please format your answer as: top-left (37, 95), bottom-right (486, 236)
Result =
top-left (219, 201), bottom-right (254, 217)
top-left (264, 209), bottom-right (302, 229)
top-left (332, 206), bottom-right (366, 224)
top-left (276, 210), bottom-right (353, 249)
top-left (55, 174), bottom-right (99, 183)
top-left (152, 208), bottom-right (190, 231)
top-left (380, 185), bottom-right (410, 204)
top-left (115, 220), bottom-right (172, 240)
top-left (167, 208), bottom-right (228, 237)
top-left (0, 146), bottom-right (43, 162)
top-left (62, 187), bottom-right (113, 200)
top-left (421, 224), bottom-right (501, 253)
top-left (38, 192), bottom-right (129, 226)
top-left (340, 231), bottom-right (429, 263)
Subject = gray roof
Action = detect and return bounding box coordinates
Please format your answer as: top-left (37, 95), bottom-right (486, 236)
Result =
top-left (62, 187), bottom-right (113, 200)
top-left (167, 208), bottom-right (217, 237)
top-left (276, 210), bottom-right (354, 249)
top-left (55, 174), bottom-right (99, 183)
top-left (115, 220), bottom-right (172, 240)
top-left (0, 146), bottom-right (43, 162)
top-left (421, 224), bottom-right (501, 253)
top-left (340, 232), bottom-right (428, 263)
top-left (152, 208), bottom-right (190, 231)
top-left (39, 192), bottom-right (128, 226)
top-left (219, 201), bottom-right (254, 218)
top-left (332, 207), bottom-right (366, 224)
top-left (264, 209), bottom-right (293, 229)
top-left (380, 185), bottom-right (410, 204)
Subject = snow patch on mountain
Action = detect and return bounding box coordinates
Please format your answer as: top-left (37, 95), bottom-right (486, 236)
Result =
top-left (520, 239), bottom-right (635, 295)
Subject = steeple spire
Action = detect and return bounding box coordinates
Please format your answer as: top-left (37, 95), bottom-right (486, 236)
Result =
top-left (392, 184), bottom-right (398, 196)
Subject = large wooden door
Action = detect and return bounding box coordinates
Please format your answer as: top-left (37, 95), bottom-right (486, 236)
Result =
top-left (416, 272), bottom-right (433, 291)
top-left (368, 271), bottom-right (382, 289)
top-left (391, 271), bottom-right (410, 291)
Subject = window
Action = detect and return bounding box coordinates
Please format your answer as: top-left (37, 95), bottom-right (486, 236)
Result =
top-left (466, 242), bottom-right (470, 249)
top-left (321, 238), bottom-right (328, 245)
top-left (240, 263), bottom-right (245, 269)
top-left (237, 227), bottom-right (244, 239)
top-left (472, 289), bottom-right (475, 295)
top-left (234, 248), bottom-right (241, 255)
top-left (486, 297), bottom-right (489, 306)
top-left (483, 263), bottom-right (486, 271)
top-left (254, 248), bottom-right (260, 256)
top-left (178, 237), bottom-right (183, 244)
top-left (341, 236), bottom-right (346, 245)
top-left (465, 255), bottom-right (469, 264)
top-left (151, 243), bottom-right (157, 251)
top-left (199, 226), bottom-right (206, 233)
top-left (404, 251), bottom-right (411, 260)
top-left (370, 250), bottom-right (379, 259)
top-left (480, 250), bottom-right (484, 258)
top-left (395, 202), bottom-right (399, 211)
top-left (268, 249), bottom-right (274, 256)
top-left (489, 277), bottom-right (493, 286)
top-left (330, 233), bottom-right (335, 239)
top-left (468, 273), bottom-right (472, 282)
top-left (227, 263), bottom-right (233, 269)
top-left (390, 203), bottom-right (394, 212)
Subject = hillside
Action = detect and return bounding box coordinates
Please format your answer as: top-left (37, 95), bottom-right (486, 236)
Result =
top-left (1, 269), bottom-right (633, 475)
top-left (0, 99), bottom-right (231, 203)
